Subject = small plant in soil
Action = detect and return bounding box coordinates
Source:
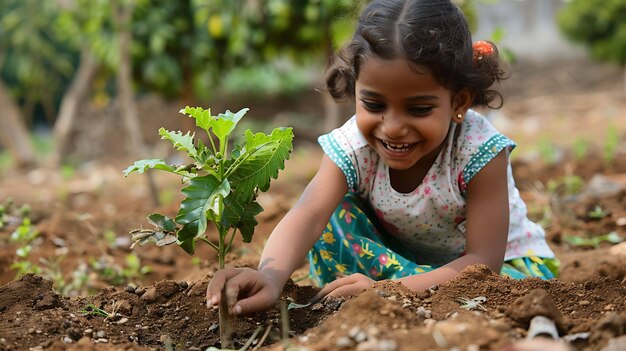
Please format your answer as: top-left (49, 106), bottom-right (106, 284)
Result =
top-left (9, 216), bottom-right (41, 277)
top-left (587, 205), bottom-right (609, 220)
top-left (124, 106), bottom-right (293, 349)
top-left (563, 231), bottom-right (624, 249)
top-left (0, 197), bottom-right (31, 230)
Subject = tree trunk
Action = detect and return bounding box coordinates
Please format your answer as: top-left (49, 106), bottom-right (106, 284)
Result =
top-left (53, 46), bottom-right (98, 165)
top-left (0, 80), bottom-right (37, 168)
top-left (114, 1), bottom-right (145, 157)
top-left (113, 0), bottom-right (159, 207)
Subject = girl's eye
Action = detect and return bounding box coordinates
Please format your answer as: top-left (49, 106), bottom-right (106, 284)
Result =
top-left (360, 100), bottom-right (385, 112)
top-left (408, 106), bottom-right (434, 116)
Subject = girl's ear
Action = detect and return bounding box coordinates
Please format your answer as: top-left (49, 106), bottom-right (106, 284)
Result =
top-left (452, 88), bottom-right (475, 124)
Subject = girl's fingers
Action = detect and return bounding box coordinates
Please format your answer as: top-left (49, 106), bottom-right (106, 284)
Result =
top-left (326, 282), bottom-right (361, 299)
top-left (312, 275), bottom-right (353, 302)
top-left (232, 290), bottom-right (274, 315)
top-left (206, 268), bottom-right (246, 308)
top-left (223, 270), bottom-right (263, 314)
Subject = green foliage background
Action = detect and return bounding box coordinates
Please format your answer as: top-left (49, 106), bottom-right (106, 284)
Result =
top-left (0, 0), bottom-right (486, 126)
top-left (558, 0), bottom-right (626, 66)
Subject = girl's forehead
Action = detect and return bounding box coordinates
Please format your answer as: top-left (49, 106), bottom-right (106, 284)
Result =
top-left (357, 57), bottom-right (446, 93)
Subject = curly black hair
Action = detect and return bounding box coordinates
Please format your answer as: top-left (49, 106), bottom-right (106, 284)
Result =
top-left (326, 0), bottom-right (507, 109)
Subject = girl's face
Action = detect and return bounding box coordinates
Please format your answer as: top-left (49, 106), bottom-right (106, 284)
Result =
top-left (355, 57), bottom-right (470, 171)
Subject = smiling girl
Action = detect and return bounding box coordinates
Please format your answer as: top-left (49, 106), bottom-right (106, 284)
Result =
top-left (206, 0), bottom-right (558, 315)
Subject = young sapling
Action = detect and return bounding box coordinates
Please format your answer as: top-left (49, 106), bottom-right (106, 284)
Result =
top-left (124, 106), bottom-right (293, 348)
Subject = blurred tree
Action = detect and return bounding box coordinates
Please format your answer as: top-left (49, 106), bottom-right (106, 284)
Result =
top-left (558, 0), bottom-right (626, 93)
top-left (0, 0), bottom-right (74, 126)
top-left (0, 0), bottom-right (75, 167)
top-left (0, 81), bottom-right (36, 168)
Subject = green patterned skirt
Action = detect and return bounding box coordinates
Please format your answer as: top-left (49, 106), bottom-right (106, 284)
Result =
top-left (308, 193), bottom-right (559, 286)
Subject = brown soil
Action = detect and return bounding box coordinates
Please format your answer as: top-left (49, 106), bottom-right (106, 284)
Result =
top-left (1, 59), bottom-right (626, 351)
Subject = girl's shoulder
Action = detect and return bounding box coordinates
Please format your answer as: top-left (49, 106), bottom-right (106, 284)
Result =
top-left (454, 110), bottom-right (516, 187)
top-left (318, 115), bottom-right (377, 191)
top-left (321, 116), bottom-right (367, 147)
top-left (456, 110), bottom-right (515, 154)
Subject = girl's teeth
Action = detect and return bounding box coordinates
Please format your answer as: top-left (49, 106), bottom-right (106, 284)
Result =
top-left (382, 140), bottom-right (412, 151)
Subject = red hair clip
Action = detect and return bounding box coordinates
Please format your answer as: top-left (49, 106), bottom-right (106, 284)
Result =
top-left (473, 40), bottom-right (494, 63)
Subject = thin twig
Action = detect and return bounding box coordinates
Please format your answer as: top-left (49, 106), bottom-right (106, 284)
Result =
top-left (251, 323), bottom-right (273, 351)
top-left (238, 325), bottom-right (263, 351)
top-left (280, 300), bottom-right (290, 341)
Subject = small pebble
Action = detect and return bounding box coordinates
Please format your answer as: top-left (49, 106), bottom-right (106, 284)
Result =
top-left (416, 306), bottom-right (432, 319)
top-left (62, 336), bottom-right (73, 344)
top-left (367, 325), bottom-right (380, 337)
top-left (378, 339), bottom-right (398, 351)
top-left (96, 330), bottom-right (106, 338)
top-left (335, 336), bottom-right (354, 348)
top-left (311, 303), bottom-right (324, 311)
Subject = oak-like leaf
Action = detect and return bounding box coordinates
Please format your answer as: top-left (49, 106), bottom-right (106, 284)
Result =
top-left (159, 128), bottom-right (198, 160)
top-left (222, 190), bottom-right (263, 243)
top-left (180, 106), bottom-right (212, 132)
top-left (175, 175), bottom-right (231, 242)
top-left (229, 127), bottom-right (293, 196)
top-left (123, 159), bottom-right (176, 177)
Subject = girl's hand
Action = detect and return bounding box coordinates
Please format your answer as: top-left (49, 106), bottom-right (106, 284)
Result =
top-left (312, 273), bottom-right (375, 301)
top-left (206, 267), bottom-right (281, 315)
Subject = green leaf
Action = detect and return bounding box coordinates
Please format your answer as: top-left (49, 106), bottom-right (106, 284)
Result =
top-left (159, 128), bottom-right (198, 159)
top-left (222, 190), bottom-right (264, 243)
top-left (123, 159), bottom-right (176, 177)
top-left (179, 107), bottom-right (249, 149)
top-left (178, 236), bottom-right (196, 255)
top-left (180, 106), bottom-right (212, 132)
top-left (212, 108), bottom-right (249, 143)
top-left (229, 127), bottom-right (293, 195)
top-left (175, 175), bottom-right (231, 241)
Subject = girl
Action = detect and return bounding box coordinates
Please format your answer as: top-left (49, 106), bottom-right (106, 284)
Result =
top-left (207, 0), bottom-right (558, 315)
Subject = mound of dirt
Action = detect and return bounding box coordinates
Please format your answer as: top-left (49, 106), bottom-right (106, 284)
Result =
top-left (1, 265), bottom-right (625, 351)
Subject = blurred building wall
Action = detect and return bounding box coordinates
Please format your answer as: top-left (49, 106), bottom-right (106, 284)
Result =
top-left (474, 0), bottom-right (587, 63)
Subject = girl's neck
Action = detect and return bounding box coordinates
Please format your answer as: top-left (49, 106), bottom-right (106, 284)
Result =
top-left (389, 140), bottom-right (445, 193)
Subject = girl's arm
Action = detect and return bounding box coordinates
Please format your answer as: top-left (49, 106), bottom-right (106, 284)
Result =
top-left (207, 155), bottom-right (348, 313)
top-left (316, 149), bottom-right (510, 297)
top-left (257, 154), bottom-right (348, 289)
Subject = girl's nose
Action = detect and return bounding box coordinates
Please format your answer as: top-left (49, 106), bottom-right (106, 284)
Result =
top-left (380, 115), bottom-right (408, 139)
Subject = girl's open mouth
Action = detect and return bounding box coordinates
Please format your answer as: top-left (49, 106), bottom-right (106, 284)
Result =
top-left (379, 139), bottom-right (416, 153)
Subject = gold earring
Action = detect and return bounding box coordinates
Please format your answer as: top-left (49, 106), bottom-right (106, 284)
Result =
top-left (456, 113), bottom-right (463, 120)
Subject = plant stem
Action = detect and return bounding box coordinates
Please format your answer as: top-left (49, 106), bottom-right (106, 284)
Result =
top-left (219, 290), bottom-right (233, 349)
top-left (218, 224), bottom-right (234, 349)
top-left (225, 227), bottom-right (238, 254)
top-left (199, 237), bottom-right (219, 251)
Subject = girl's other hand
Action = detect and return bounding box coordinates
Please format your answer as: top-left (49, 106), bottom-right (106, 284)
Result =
top-left (206, 267), bottom-right (281, 315)
top-left (312, 273), bottom-right (375, 301)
